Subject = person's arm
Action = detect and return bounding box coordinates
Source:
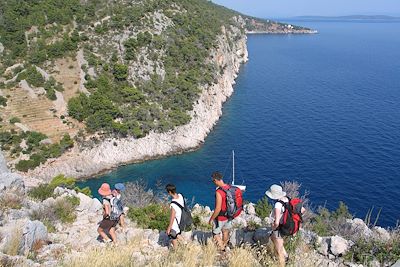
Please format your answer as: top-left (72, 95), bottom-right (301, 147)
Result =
top-left (208, 192), bottom-right (222, 224)
top-left (166, 205), bottom-right (176, 235)
top-left (272, 206), bottom-right (281, 230)
top-left (301, 206), bottom-right (306, 214)
top-left (104, 202), bottom-right (111, 218)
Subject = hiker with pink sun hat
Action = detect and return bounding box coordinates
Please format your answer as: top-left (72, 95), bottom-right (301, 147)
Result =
top-left (97, 183), bottom-right (118, 244)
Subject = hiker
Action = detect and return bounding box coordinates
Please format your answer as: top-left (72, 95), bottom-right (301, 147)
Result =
top-left (112, 183), bottom-right (127, 229)
top-left (165, 183), bottom-right (185, 247)
top-left (97, 183), bottom-right (118, 244)
top-left (208, 171), bottom-right (233, 251)
top-left (266, 184), bottom-right (305, 267)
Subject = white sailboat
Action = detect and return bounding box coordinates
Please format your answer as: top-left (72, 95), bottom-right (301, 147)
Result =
top-left (231, 150), bottom-right (246, 191)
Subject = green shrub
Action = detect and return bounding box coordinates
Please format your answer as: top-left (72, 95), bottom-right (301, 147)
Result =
top-left (50, 174), bottom-right (76, 189)
top-left (28, 184), bottom-right (54, 201)
top-left (255, 196), bottom-right (273, 219)
top-left (18, 66), bottom-right (45, 88)
top-left (192, 214), bottom-right (211, 230)
top-left (310, 202), bottom-right (353, 237)
top-left (127, 203), bottom-right (169, 230)
top-left (54, 196), bottom-right (80, 223)
top-left (0, 96), bottom-right (7, 106)
top-left (75, 186), bottom-right (92, 197)
top-left (15, 158), bottom-right (42, 172)
top-left (112, 64), bottom-right (128, 80)
top-left (246, 220), bottom-right (261, 231)
top-left (59, 134), bottom-right (74, 150)
top-left (42, 219), bottom-right (56, 233)
top-left (345, 236), bottom-right (400, 266)
top-left (28, 174), bottom-right (77, 200)
top-left (9, 117), bottom-right (21, 124)
top-left (26, 131), bottom-right (47, 147)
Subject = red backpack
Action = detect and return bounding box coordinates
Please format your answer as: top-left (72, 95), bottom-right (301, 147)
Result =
top-left (278, 197), bottom-right (303, 236)
top-left (218, 185), bottom-right (243, 219)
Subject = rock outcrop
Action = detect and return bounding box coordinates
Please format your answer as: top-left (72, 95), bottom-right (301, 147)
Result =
top-left (0, 150), bottom-right (24, 191)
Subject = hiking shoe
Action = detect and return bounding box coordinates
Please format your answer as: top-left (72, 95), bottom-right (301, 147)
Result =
top-left (285, 255), bottom-right (290, 263)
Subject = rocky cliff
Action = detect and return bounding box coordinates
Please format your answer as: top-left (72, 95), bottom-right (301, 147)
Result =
top-left (25, 20), bottom-right (248, 181)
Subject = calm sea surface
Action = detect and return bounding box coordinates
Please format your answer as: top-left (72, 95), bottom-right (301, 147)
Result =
top-left (79, 21), bottom-right (400, 227)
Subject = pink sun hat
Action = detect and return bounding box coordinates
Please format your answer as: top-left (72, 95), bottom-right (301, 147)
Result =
top-left (98, 183), bottom-right (112, 196)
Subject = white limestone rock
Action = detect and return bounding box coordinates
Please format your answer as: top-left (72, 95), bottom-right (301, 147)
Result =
top-left (372, 226), bottom-right (390, 242)
top-left (316, 236), bottom-right (330, 256)
top-left (22, 220), bottom-right (48, 255)
top-left (245, 203), bottom-right (256, 216)
top-left (330, 235), bottom-right (349, 256)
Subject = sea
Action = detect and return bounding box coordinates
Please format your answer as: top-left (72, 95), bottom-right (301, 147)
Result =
top-left (78, 21), bottom-right (400, 227)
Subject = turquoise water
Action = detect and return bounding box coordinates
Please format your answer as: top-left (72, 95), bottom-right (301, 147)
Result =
top-left (79, 21), bottom-right (400, 227)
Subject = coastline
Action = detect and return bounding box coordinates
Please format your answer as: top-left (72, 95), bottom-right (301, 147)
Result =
top-left (23, 24), bottom-right (249, 182)
top-left (246, 29), bottom-right (318, 34)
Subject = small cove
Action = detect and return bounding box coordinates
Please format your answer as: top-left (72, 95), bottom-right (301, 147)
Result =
top-left (79, 21), bottom-right (400, 227)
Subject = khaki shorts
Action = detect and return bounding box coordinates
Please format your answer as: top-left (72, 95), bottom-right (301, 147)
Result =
top-left (212, 219), bottom-right (232, 235)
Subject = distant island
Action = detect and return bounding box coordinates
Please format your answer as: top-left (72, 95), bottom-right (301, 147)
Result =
top-left (285, 15), bottom-right (400, 22)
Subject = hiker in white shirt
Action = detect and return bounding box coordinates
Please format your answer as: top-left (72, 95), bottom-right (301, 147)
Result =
top-left (165, 184), bottom-right (185, 247)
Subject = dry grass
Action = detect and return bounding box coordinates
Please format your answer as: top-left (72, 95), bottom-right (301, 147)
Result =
top-left (62, 222), bottom-right (321, 267)
top-left (228, 246), bottom-right (262, 267)
top-left (152, 242), bottom-right (218, 267)
top-left (63, 234), bottom-right (148, 267)
top-left (0, 192), bottom-right (23, 211)
top-left (3, 224), bottom-right (23, 256)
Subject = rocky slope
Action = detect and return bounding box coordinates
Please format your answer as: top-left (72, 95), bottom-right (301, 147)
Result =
top-left (0, 174), bottom-right (396, 267)
top-left (0, 0), bottom-right (316, 182)
top-left (24, 19), bottom-right (249, 181)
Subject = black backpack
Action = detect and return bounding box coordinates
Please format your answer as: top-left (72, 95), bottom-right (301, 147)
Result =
top-left (171, 198), bottom-right (193, 232)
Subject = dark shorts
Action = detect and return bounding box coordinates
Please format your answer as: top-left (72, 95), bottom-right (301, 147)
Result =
top-left (99, 218), bottom-right (118, 231)
top-left (168, 229), bottom-right (181, 240)
top-left (271, 229), bottom-right (284, 239)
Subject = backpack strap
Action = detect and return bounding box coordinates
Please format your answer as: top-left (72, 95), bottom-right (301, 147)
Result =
top-left (171, 194), bottom-right (186, 210)
top-left (171, 198), bottom-right (185, 230)
top-left (171, 200), bottom-right (185, 210)
top-left (216, 186), bottom-right (231, 217)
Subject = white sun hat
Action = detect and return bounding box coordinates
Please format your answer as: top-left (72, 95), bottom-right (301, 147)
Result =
top-left (265, 184), bottom-right (286, 200)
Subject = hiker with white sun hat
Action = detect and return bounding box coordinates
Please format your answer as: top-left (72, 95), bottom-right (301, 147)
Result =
top-left (266, 184), bottom-right (290, 267)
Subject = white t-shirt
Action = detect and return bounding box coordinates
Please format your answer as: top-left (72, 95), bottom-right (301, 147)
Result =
top-left (272, 197), bottom-right (289, 223)
top-left (170, 194), bottom-right (184, 233)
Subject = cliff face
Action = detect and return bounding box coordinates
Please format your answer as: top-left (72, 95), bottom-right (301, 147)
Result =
top-left (26, 20), bottom-right (248, 181)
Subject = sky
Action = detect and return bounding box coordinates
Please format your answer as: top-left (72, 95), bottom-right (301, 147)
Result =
top-left (211, 0), bottom-right (400, 18)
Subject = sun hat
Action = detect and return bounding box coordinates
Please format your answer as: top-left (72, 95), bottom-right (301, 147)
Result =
top-left (265, 184), bottom-right (286, 200)
top-left (114, 183), bottom-right (126, 191)
top-left (98, 183), bottom-right (112, 196)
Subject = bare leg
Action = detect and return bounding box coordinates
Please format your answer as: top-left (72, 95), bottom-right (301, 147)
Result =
top-left (97, 227), bottom-right (111, 242)
top-left (271, 235), bottom-right (286, 267)
top-left (213, 234), bottom-right (225, 251)
top-left (120, 215), bottom-right (126, 229)
top-left (109, 227), bottom-right (117, 244)
top-left (222, 229), bottom-right (230, 247)
top-left (171, 238), bottom-right (178, 248)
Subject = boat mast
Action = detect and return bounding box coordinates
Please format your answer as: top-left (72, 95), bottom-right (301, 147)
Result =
top-left (232, 150), bottom-right (235, 185)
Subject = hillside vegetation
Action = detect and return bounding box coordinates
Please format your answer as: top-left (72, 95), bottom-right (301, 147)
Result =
top-left (0, 0), bottom-right (312, 172)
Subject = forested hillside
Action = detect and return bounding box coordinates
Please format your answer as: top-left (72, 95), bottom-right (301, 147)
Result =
top-left (0, 0), bottom-right (311, 172)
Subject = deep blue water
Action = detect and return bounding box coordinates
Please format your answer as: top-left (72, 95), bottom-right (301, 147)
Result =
top-left (79, 22), bottom-right (400, 227)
